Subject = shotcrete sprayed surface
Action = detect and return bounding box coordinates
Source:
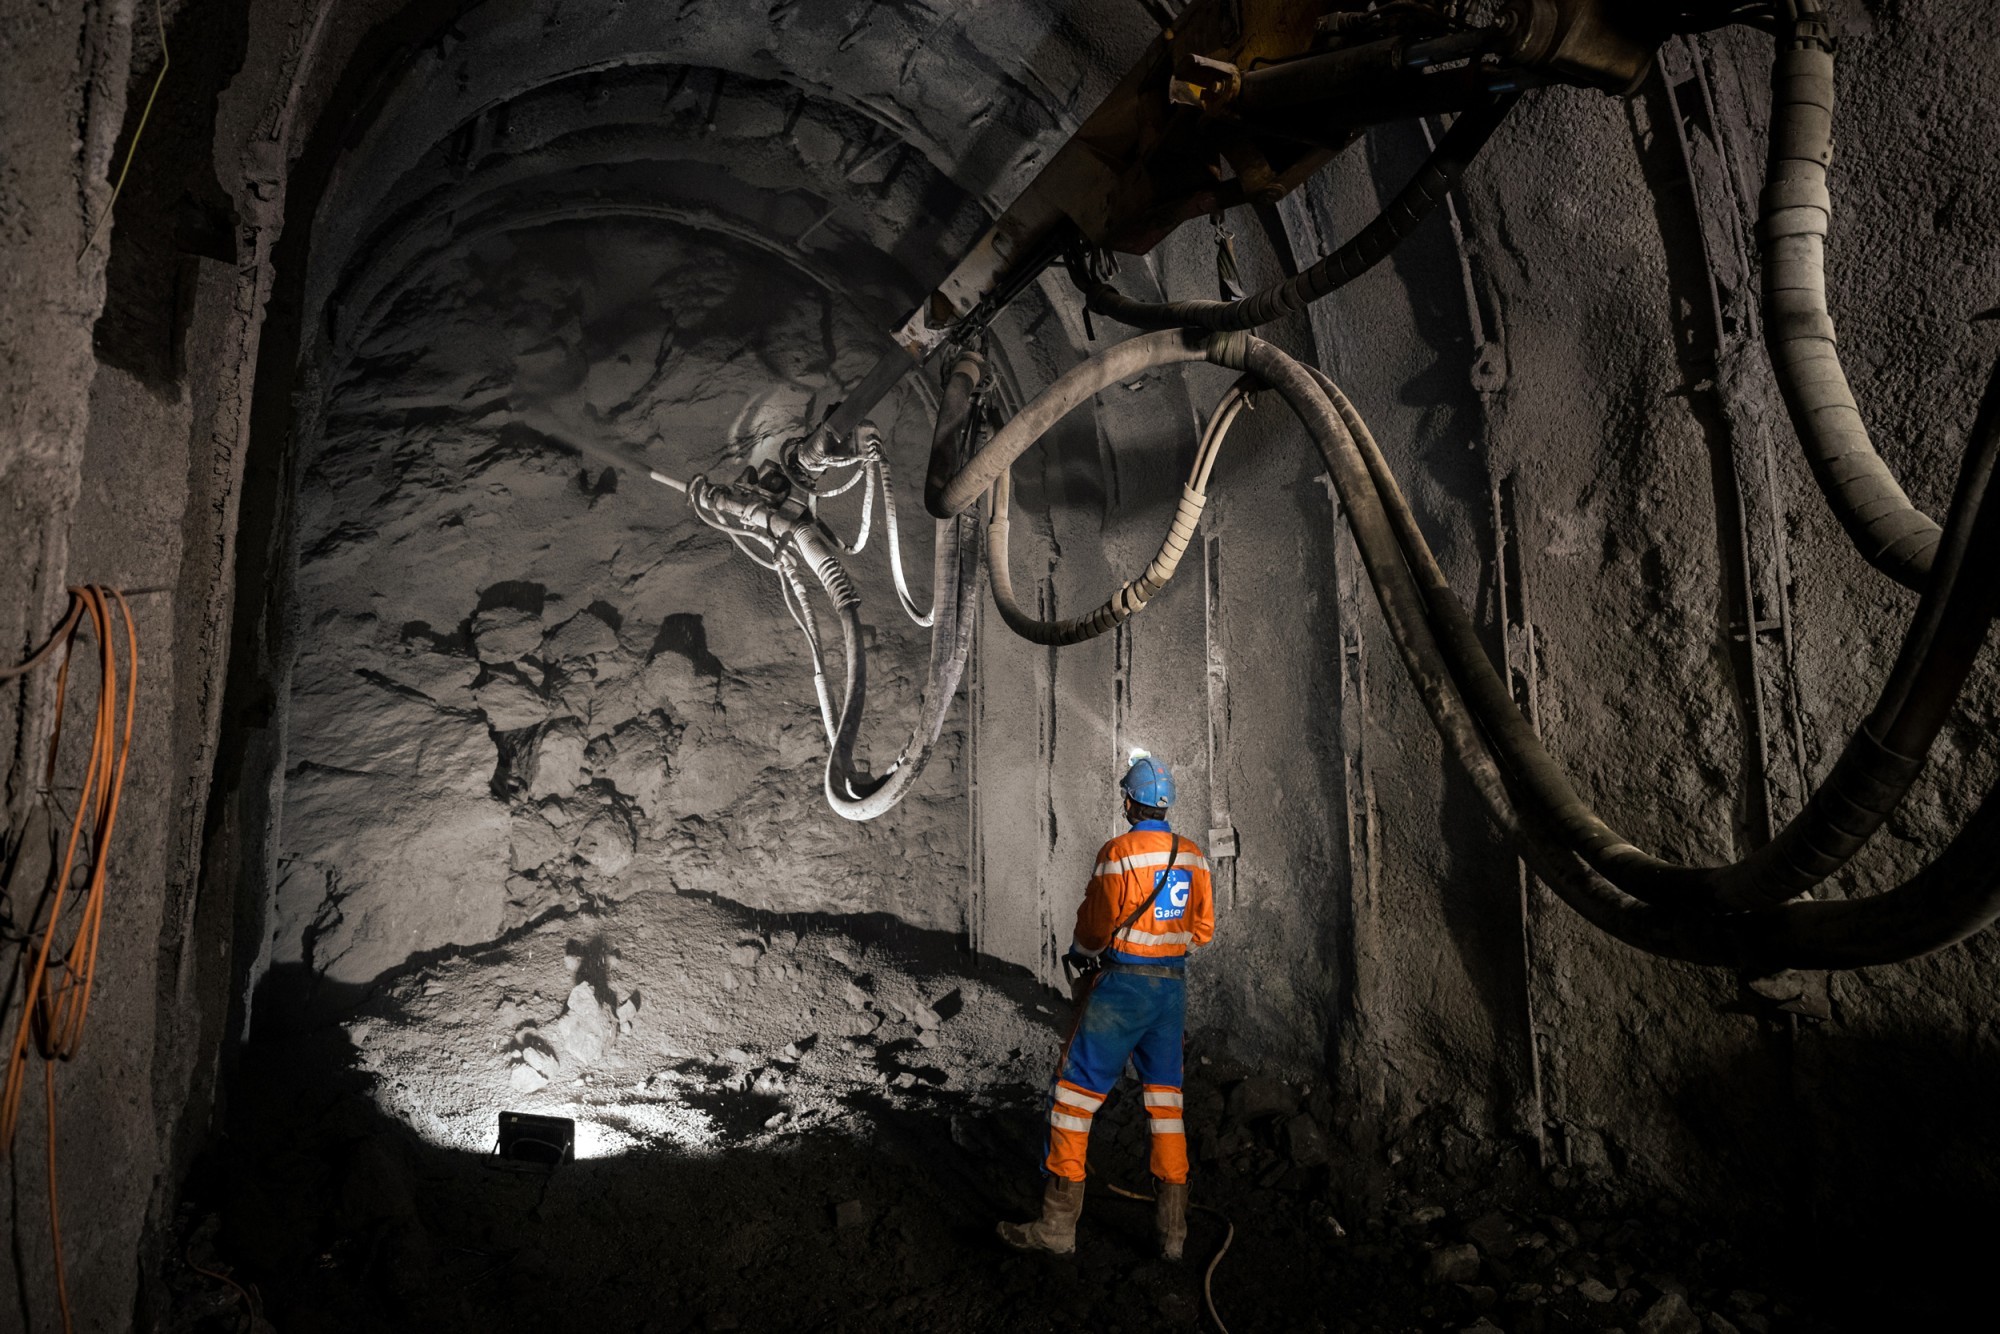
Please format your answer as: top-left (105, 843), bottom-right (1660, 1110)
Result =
top-left (275, 219), bottom-right (966, 991)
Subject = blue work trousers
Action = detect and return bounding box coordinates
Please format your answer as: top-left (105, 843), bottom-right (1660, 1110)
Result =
top-left (1042, 970), bottom-right (1188, 1183)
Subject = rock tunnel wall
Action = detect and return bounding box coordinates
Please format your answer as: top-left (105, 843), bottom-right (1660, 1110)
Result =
top-left (3, 0), bottom-right (2000, 1327)
top-left (277, 217), bottom-right (970, 991)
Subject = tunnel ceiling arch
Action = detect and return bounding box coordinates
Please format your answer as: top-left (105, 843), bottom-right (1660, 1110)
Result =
top-left (320, 65), bottom-right (996, 357)
top-left (301, 0), bottom-right (1161, 365)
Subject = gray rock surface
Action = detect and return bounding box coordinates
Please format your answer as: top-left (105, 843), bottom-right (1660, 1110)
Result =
top-left (346, 884), bottom-right (1059, 1161)
top-left (1642, 1292), bottom-right (1705, 1334)
top-left (277, 219), bottom-right (968, 986)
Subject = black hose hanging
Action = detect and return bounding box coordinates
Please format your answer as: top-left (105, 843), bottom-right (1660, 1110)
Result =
top-left (1318, 357), bottom-right (2000, 913)
top-left (986, 386), bottom-right (1245, 646)
top-left (938, 327), bottom-right (2000, 971)
top-left (822, 377), bottom-right (989, 821)
top-left (1739, 763), bottom-right (2000, 970)
top-left (1199, 334), bottom-right (1738, 963)
top-left (925, 347), bottom-right (985, 520)
top-left (1077, 93), bottom-right (1518, 333)
top-left (1226, 340), bottom-right (2000, 970)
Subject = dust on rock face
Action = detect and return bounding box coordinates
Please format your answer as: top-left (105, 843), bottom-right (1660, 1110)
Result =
top-left (275, 218), bottom-right (965, 991)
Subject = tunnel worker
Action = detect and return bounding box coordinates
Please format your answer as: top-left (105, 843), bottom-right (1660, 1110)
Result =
top-left (998, 750), bottom-right (1215, 1261)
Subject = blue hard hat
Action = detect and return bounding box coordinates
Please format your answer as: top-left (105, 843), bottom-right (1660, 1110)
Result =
top-left (1121, 751), bottom-right (1176, 808)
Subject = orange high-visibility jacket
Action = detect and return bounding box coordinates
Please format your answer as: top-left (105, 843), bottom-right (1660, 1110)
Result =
top-left (1072, 821), bottom-right (1214, 964)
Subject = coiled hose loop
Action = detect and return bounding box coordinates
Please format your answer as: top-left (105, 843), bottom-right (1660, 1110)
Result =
top-left (1248, 342), bottom-right (2000, 972)
top-left (986, 386), bottom-right (1245, 646)
top-left (1267, 339), bottom-right (2000, 967)
top-left (951, 328), bottom-right (2000, 967)
top-left (1206, 335), bottom-right (1737, 963)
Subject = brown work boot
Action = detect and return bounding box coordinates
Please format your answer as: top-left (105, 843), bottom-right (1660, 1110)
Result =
top-left (1156, 1180), bottom-right (1189, 1260)
top-left (997, 1176), bottom-right (1085, 1255)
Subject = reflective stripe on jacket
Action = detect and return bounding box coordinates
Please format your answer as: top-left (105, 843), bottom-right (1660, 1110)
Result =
top-left (1072, 820), bottom-right (1214, 964)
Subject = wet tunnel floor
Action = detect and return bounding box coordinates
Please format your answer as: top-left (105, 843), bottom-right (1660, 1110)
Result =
top-left (161, 890), bottom-right (1854, 1333)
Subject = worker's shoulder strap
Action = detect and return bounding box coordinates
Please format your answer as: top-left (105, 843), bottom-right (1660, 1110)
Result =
top-left (1111, 834), bottom-right (1181, 939)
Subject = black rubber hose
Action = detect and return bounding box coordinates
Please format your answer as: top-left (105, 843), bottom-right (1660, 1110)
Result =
top-left (942, 329), bottom-right (2000, 966)
top-left (1209, 333), bottom-right (1736, 963)
top-left (1080, 93), bottom-right (1518, 333)
top-left (1319, 350), bottom-right (2000, 912)
top-left (1272, 341), bottom-right (2000, 970)
top-left (1718, 357), bottom-right (2000, 906)
top-left (985, 387), bottom-right (1243, 647)
top-left (944, 326), bottom-right (2000, 960)
top-left (1740, 765), bottom-right (2000, 970)
top-left (823, 507), bottom-right (984, 821)
top-left (937, 330), bottom-right (1211, 517)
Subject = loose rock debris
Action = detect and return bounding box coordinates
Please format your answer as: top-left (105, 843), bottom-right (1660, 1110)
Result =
top-left (171, 886), bottom-right (1842, 1333)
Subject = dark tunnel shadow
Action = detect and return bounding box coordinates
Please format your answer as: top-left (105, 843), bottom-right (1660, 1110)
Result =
top-left (200, 986), bottom-right (1062, 1334)
top-left (1667, 1017), bottom-right (2000, 1326)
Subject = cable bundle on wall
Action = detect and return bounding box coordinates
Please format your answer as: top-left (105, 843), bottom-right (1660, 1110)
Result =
top-left (1, 585), bottom-right (139, 1334)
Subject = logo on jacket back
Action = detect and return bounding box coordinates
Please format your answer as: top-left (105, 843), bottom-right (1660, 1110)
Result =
top-left (1154, 869), bottom-right (1192, 921)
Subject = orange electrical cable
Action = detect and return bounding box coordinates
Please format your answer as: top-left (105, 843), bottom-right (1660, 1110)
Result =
top-left (188, 1248), bottom-right (259, 1327)
top-left (2, 585), bottom-right (138, 1334)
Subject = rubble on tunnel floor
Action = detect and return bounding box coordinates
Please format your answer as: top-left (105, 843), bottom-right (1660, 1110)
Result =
top-left (161, 885), bottom-right (1841, 1334)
